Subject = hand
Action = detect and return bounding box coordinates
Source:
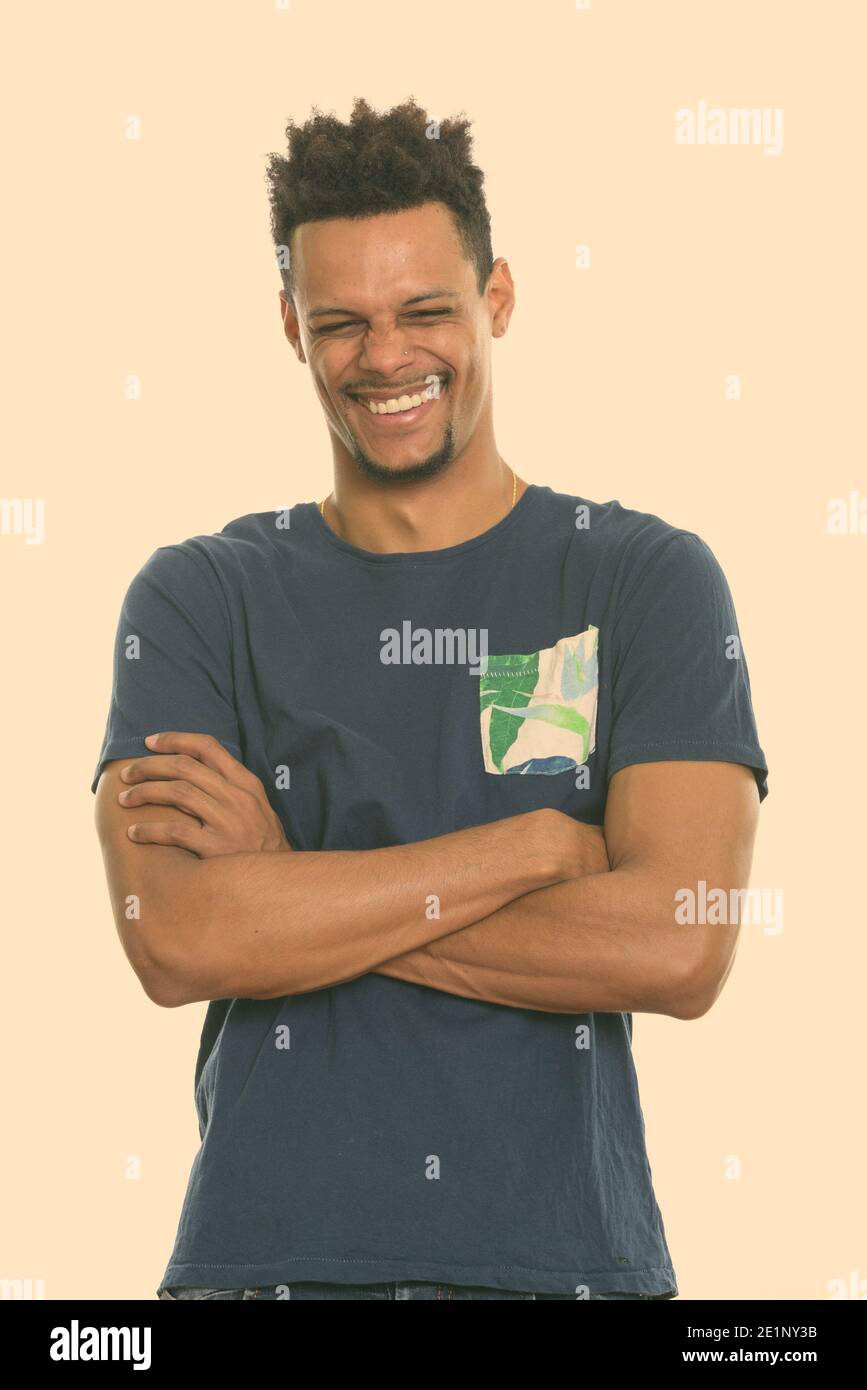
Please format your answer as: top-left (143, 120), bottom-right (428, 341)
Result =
top-left (531, 807), bottom-right (611, 881)
top-left (117, 731), bottom-right (293, 858)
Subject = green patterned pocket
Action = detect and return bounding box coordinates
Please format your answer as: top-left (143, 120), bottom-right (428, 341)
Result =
top-left (479, 625), bottom-right (599, 775)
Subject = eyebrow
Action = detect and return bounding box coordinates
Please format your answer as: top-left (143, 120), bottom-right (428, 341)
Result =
top-left (308, 289), bottom-right (460, 321)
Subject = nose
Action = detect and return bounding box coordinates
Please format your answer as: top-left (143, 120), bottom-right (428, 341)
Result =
top-left (357, 325), bottom-right (415, 379)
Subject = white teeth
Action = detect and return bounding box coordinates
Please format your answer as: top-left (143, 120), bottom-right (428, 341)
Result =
top-left (362, 383), bottom-right (442, 414)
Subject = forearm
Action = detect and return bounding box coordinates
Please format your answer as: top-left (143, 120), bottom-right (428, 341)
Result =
top-left (157, 809), bottom-right (566, 1003)
top-left (373, 863), bottom-right (700, 1017)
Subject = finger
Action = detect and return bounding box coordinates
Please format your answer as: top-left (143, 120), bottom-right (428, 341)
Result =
top-left (120, 752), bottom-right (228, 802)
top-left (127, 818), bottom-right (209, 855)
top-left (118, 778), bottom-right (221, 823)
top-left (143, 732), bottom-right (257, 789)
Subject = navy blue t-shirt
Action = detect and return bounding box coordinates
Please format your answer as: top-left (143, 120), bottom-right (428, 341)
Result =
top-left (91, 484), bottom-right (768, 1296)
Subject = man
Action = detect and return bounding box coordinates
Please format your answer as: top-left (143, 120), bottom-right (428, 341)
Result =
top-left (92, 97), bottom-right (768, 1301)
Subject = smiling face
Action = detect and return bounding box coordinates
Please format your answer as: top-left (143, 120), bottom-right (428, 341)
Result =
top-left (282, 201), bottom-right (511, 484)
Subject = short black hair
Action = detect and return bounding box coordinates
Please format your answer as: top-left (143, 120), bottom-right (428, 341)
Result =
top-left (265, 96), bottom-right (494, 303)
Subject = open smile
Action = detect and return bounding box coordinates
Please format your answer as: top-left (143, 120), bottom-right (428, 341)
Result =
top-left (346, 380), bottom-right (448, 429)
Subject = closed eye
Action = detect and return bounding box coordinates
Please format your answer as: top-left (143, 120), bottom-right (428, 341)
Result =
top-left (314, 309), bottom-right (453, 335)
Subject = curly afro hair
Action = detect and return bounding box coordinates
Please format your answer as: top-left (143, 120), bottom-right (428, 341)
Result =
top-left (265, 96), bottom-right (494, 302)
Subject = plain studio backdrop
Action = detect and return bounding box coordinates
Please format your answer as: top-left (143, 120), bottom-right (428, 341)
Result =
top-left (0, 0), bottom-right (863, 1300)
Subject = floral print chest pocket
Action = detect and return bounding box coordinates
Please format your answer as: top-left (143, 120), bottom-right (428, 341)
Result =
top-left (479, 625), bottom-right (599, 775)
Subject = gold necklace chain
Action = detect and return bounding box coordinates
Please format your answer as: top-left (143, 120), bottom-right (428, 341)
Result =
top-left (320, 466), bottom-right (517, 519)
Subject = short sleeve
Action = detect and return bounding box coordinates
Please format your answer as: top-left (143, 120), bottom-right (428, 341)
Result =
top-left (606, 530), bottom-right (768, 802)
top-left (90, 543), bottom-right (243, 794)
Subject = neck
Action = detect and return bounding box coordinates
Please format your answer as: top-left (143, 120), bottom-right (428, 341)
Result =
top-left (321, 447), bottom-right (523, 555)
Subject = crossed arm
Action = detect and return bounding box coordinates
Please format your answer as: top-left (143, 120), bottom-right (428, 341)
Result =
top-left (93, 732), bottom-right (760, 1019)
top-left (374, 756), bottom-right (756, 1017)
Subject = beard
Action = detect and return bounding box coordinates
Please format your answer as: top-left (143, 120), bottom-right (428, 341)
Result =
top-left (348, 419), bottom-right (457, 486)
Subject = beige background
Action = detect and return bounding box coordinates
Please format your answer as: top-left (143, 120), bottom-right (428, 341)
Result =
top-left (1, 0), bottom-right (864, 1301)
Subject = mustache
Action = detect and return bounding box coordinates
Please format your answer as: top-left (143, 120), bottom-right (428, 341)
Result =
top-left (344, 374), bottom-right (449, 396)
